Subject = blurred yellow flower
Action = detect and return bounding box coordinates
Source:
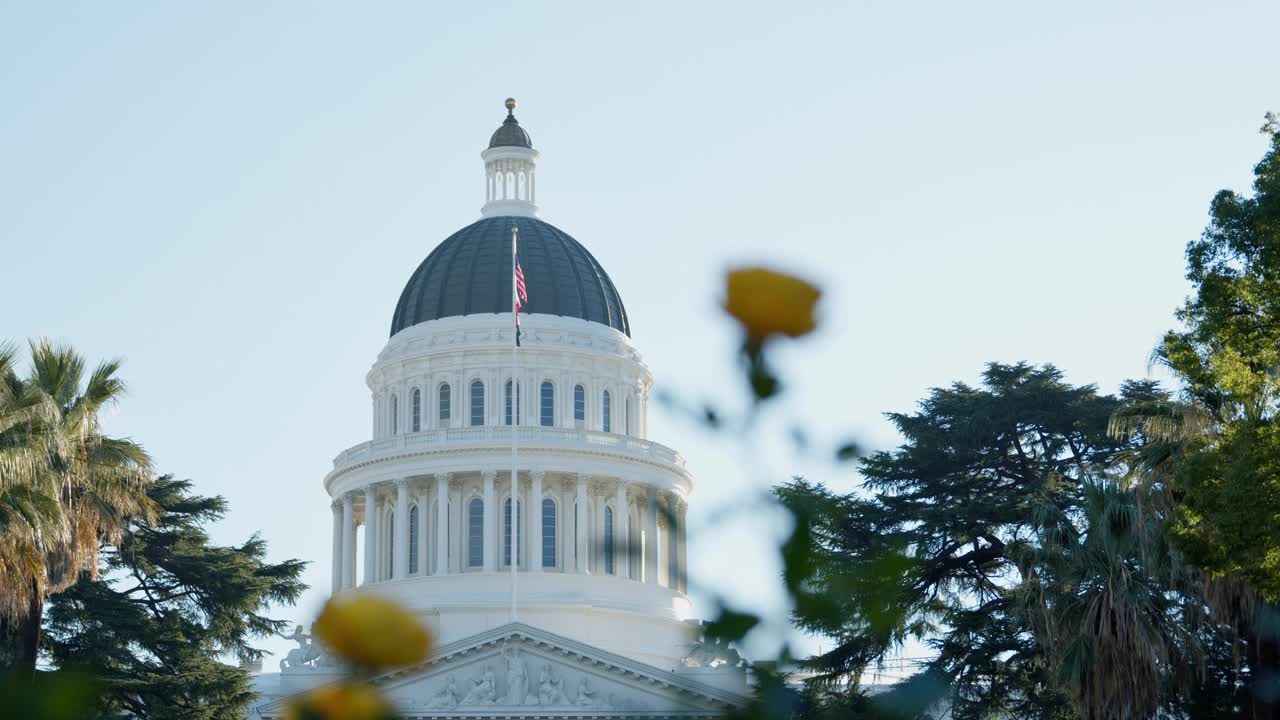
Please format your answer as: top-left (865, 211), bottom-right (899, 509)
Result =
top-left (723, 267), bottom-right (821, 343)
top-left (312, 596), bottom-right (432, 670)
top-left (285, 683), bottom-right (391, 720)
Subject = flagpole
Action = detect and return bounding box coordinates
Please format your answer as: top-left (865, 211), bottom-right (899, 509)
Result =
top-left (511, 225), bottom-right (519, 623)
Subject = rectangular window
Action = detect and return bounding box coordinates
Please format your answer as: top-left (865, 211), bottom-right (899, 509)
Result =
top-left (470, 382), bottom-right (484, 426)
top-left (408, 506), bottom-right (419, 574)
top-left (504, 498), bottom-right (521, 566)
top-left (505, 381), bottom-right (522, 425)
top-left (439, 384), bottom-right (451, 423)
top-left (467, 499), bottom-right (483, 567)
top-left (540, 382), bottom-right (554, 427)
top-left (542, 499), bottom-right (556, 568)
top-left (574, 385), bottom-right (585, 422)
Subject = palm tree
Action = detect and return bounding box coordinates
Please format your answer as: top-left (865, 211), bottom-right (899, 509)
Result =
top-left (1107, 381), bottom-right (1269, 717)
top-left (0, 340), bottom-right (154, 674)
top-left (0, 343), bottom-right (61, 637)
top-left (1012, 480), bottom-right (1211, 719)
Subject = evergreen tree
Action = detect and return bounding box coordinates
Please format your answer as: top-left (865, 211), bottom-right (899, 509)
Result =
top-left (776, 363), bottom-right (1232, 719)
top-left (1111, 115), bottom-right (1280, 717)
top-left (42, 476), bottom-right (307, 719)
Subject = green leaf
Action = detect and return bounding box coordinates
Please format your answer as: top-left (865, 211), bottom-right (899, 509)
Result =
top-left (704, 608), bottom-right (760, 643)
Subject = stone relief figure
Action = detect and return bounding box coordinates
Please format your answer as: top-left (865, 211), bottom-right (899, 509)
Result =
top-left (681, 636), bottom-right (742, 669)
top-left (426, 675), bottom-right (459, 710)
top-left (570, 676), bottom-right (614, 707)
top-left (537, 663), bottom-right (569, 706)
top-left (278, 625), bottom-right (321, 671)
top-left (459, 665), bottom-right (497, 705)
top-left (501, 641), bottom-right (529, 705)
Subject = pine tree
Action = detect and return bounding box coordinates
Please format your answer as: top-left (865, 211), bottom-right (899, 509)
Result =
top-left (41, 476), bottom-right (307, 720)
top-left (776, 363), bottom-right (1239, 719)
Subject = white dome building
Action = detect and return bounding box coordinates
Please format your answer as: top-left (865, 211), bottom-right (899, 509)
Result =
top-left (252, 101), bottom-right (748, 719)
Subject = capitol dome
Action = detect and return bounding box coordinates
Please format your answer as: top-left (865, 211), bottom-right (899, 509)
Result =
top-left (255, 100), bottom-right (748, 720)
top-left (390, 216), bottom-right (630, 338)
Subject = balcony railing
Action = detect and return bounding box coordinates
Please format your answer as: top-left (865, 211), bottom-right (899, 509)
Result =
top-left (332, 426), bottom-right (686, 472)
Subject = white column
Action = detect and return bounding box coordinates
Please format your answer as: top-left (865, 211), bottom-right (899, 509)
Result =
top-left (560, 481), bottom-right (573, 571)
top-left (482, 470), bottom-right (497, 572)
top-left (575, 473), bottom-right (590, 574)
top-left (645, 485), bottom-right (659, 584)
top-left (435, 473), bottom-right (449, 576)
top-left (340, 495), bottom-right (354, 590)
top-left (416, 487), bottom-right (428, 575)
top-left (530, 471), bottom-right (544, 572)
top-left (677, 499), bottom-right (688, 593)
top-left (666, 495), bottom-right (679, 588)
top-left (393, 479), bottom-right (410, 580)
top-left (450, 484), bottom-right (463, 573)
top-left (331, 500), bottom-right (343, 593)
top-left (615, 481), bottom-right (630, 579)
top-left (362, 486), bottom-right (377, 584)
top-left (596, 487), bottom-right (609, 573)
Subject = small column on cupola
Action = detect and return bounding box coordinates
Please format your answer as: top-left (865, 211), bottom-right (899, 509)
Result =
top-left (481, 98), bottom-right (541, 218)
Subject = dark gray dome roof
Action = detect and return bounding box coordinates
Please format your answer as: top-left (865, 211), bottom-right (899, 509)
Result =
top-left (391, 216), bottom-right (630, 337)
top-left (489, 113), bottom-right (533, 149)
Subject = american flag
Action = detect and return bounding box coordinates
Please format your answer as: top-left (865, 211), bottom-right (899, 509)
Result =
top-left (515, 252), bottom-right (528, 346)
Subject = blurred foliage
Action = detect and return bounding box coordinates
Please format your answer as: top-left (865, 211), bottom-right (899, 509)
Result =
top-left (0, 669), bottom-right (100, 720)
top-left (285, 682), bottom-right (395, 720)
top-left (284, 596), bottom-right (433, 720)
top-left (310, 596), bottom-right (433, 673)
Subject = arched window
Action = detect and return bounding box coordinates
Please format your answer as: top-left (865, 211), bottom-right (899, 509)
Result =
top-left (503, 497), bottom-right (522, 566)
top-left (467, 498), bottom-right (483, 568)
top-left (602, 391), bottom-right (612, 433)
top-left (574, 385), bottom-right (585, 424)
top-left (412, 388), bottom-right (422, 432)
top-left (439, 384), bottom-right (451, 423)
top-left (390, 394), bottom-right (399, 435)
top-left (470, 381), bottom-right (485, 426)
top-left (604, 506), bottom-right (615, 574)
top-left (408, 505), bottom-right (419, 574)
top-left (542, 498), bottom-right (557, 568)
top-left (505, 380), bottom-right (522, 426)
top-left (540, 381), bottom-right (554, 427)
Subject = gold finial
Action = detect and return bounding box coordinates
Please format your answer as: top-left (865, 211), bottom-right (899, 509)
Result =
top-left (505, 97), bottom-right (517, 115)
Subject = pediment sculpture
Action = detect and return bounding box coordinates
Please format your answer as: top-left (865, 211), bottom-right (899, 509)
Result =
top-left (681, 635), bottom-right (743, 669)
top-left (278, 624), bottom-right (332, 672)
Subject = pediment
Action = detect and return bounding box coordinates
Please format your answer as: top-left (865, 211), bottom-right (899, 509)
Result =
top-left (259, 623), bottom-right (747, 718)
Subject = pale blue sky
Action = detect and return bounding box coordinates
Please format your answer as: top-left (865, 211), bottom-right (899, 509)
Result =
top-left (2, 2), bottom-right (1277, 669)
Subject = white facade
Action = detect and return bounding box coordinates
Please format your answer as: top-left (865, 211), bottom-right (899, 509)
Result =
top-left (250, 104), bottom-right (747, 718)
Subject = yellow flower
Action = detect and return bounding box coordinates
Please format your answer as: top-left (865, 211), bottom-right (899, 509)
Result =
top-left (312, 596), bottom-right (432, 671)
top-left (723, 267), bottom-right (821, 343)
top-left (285, 683), bottom-right (391, 720)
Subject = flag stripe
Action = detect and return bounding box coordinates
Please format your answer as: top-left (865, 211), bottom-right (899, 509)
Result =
top-left (514, 258), bottom-right (527, 346)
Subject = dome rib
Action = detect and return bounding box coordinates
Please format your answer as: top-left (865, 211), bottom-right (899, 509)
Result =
top-left (390, 217), bottom-right (630, 338)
